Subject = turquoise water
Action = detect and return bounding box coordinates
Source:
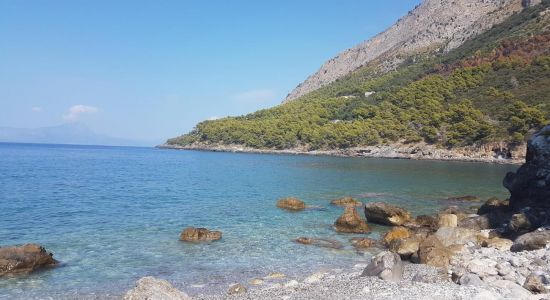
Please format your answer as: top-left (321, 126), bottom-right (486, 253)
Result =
top-left (0, 143), bottom-right (517, 298)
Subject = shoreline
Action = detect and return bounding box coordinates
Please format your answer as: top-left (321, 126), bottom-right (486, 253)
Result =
top-left (157, 143), bottom-right (525, 165)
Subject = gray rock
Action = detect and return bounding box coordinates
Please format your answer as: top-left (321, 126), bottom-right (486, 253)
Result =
top-left (459, 273), bottom-right (484, 286)
top-left (523, 271), bottom-right (549, 294)
top-left (124, 277), bottom-right (190, 300)
top-left (434, 227), bottom-right (477, 247)
top-left (511, 230), bottom-right (550, 252)
top-left (362, 251), bottom-right (403, 282)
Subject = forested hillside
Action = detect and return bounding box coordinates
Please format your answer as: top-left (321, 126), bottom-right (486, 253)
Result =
top-left (167, 1), bottom-right (550, 152)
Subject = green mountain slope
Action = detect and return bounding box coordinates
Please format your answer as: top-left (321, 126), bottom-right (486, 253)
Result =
top-left (167, 2), bottom-right (550, 153)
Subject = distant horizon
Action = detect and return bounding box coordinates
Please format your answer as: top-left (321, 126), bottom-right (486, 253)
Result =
top-left (0, 0), bottom-right (422, 143)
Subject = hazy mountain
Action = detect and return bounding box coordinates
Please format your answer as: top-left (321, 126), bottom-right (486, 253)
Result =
top-left (0, 123), bottom-right (152, 147)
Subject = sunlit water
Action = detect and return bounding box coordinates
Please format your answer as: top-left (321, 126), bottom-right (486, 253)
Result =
top-left (0, 143), bottom-right (517, 298)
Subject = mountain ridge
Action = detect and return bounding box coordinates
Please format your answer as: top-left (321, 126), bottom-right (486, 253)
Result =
top-left (284, 0), bottom-right (541, 103)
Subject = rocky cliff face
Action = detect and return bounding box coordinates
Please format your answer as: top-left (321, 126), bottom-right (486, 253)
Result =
top-left (504, 125), bottom-right (550, 211)
top-left (284, 0), bottom-right (541, 103)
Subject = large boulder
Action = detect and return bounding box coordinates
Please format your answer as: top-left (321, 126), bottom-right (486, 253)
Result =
top-left (294, 237), bottom-right (343, 249)
top-left (523, 271), bottom-right (549, 294)
top-left (364, 202), bottom-right (412, 226)
top-left (438, 214), bottom-right (458, 228)
top-left (334, 206), bottom-right (370, 233)
top-left (415, 215), bottom-right (438, 229)
top-left (124, 277), bottom-right (190, 300)
top-left (511, 229), bottom-right (550, 252)
top-left (0, 244), bottom-right (58, 276)
top-left (330, 197), bottom-right (362, 207)
top-left (179, 227), bottom-right (222, 242)
top-left (382, 226), bottom-right (411, 246)
top-left (276, 197), bottom-right (306, 211)
top-left (418, 235), bottom-right (451, 268)
top-left (504, 125), bottom-right (550, 214)
top-left (362, 251), bottom-right (403, 282)
top-left (434, 227), bottom-right (478, 247)
top-left (388, 237), bottom-right (421, 259)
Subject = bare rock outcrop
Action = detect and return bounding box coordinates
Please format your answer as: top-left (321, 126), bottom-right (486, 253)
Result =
top-left (284, 0), bottom-right (533, 103)
top-left (364, 202), bottom-right (412, 226)
top-left (334, 206), bottom-right (370, 233)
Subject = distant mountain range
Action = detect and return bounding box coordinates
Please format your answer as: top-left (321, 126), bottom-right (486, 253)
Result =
top-left (0, 123), bottom-right (151, 147)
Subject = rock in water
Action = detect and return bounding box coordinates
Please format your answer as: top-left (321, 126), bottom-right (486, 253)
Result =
top-left (0, 244), bottom-right (58, 276)
top-left (364, 202), bottom-right (412, 226)
top-left (330, 196), bottom-right (362, 207)
top-left (349, 237), bottom-right (377, 249)
top-left (124, 277), bottom-right (190, 300)
top-left (362, 251), bottom-right (403, 282)
top-left (179, 227), bottom-right (222, 242)
top-left (511, 229), bottom-right (550, 251)
top-left (334, 205), bottom-right (370, 233)
top-left (294, 237), bottom-right (343, 249)
top-left (504, 125), bottom-right (550, 219)
top-left (276, 197), bottom-right (306, 211)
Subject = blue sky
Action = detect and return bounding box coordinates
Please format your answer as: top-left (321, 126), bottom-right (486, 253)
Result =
top-left (0, 0), bottom-right (421, 144)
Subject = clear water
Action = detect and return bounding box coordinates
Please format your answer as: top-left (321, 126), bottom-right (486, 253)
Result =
top-left (0, 143), bottom-right (517, 299)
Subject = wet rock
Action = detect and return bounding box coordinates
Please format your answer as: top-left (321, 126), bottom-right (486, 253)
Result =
top-left (523, 271), bottom-right (549, 294)
top-left (438, 214), bottom-right (458, 228)
top-left (179, 227), bottom-right (222, 242)
top-left (294, 237), bottom-right (343, 249)
top-left (334, 206), bottom-right (370, 233)
top-left (228, 283), bottom-right (247, 295)
top-left (447, 195), bottom-right (480, 202)
top-left (276, 197), bottom-right (306, 211)
top-left (330, 197), bottom-right (362, 207)
top-left (504, 125), bottom-right (550, 213)
top-left (0, 244), bottom-right (58, 276)
top-left (124, 277), bottom-right (190, 300)
top-left (434, 227), bottom-right (477, 247)
top-left (415, 215), bottom-right (438, 229)
top-left (382, 226), bottom-right (411, 246)
top-left (362, 251), bottom-right (403, 282)
top-left (481, 237), bottom-right (513, 251)
top-left (364, 202), bottom-right (412, 226)
top-left (511, 229), bottom-right (550, 252)
top-left (349, 237), bottom-right (377, 249)
top-left (418, 235), bottom-right (451, 268)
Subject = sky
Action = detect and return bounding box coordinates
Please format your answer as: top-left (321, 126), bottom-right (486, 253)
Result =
top-left (0, 0), bottom-right (422, 145)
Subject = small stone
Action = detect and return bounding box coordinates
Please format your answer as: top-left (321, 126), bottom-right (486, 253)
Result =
top-left (524, 271), bottom-right (549, 294)
top-left (264, 272), bottom-right (286, 279)
top-left (228, 284), bottom-right (247, 295)
top-left (124, 277), bottom-right (190, 300)
top-left (304, 272), bottom-right (326, 284)
top-left (283, 280), bottom-right (299, 288)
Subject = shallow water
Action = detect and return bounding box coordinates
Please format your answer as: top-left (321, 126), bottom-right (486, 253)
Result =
top-left (0, 143), bottom-right (517, 298)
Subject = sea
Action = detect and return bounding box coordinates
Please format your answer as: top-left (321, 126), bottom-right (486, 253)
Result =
top-left (0, 143), bottom-right (518, 298)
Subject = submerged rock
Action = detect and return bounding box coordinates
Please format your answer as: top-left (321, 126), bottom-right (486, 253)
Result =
top-left (362, 251), bottom-right (403, 282)
top-left (447, 195), bottom-right (480, 202)
top-left (124, 277), bottom-right (190, 300)
top-left (330, 197), bottom-right (362, 207)
top-left (294, 237), bottom-right (343, 249)
top-left (0, 244), bottom-right (58, 277)
top-left (276, 197), bottom-right (306, 211)
top-left (334, 205), bottom-right (370, 233)
top-left (349, 237), bottom-right (377, 249)
top-left (179, 227), bottom-right (222, 242)
top-left (364, 202), bottom-right (412, 226)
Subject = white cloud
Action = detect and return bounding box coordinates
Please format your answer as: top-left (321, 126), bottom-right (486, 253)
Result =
top-left (232, 89), bottom-right (276, 104)
top-left (31, 106), bottom-right (42, 112)
top-left (63, 105), bottom-right (98, 122)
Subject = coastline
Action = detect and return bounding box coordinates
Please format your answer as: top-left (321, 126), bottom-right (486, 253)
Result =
top-left (157, 143), bottom-right (525, 165)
